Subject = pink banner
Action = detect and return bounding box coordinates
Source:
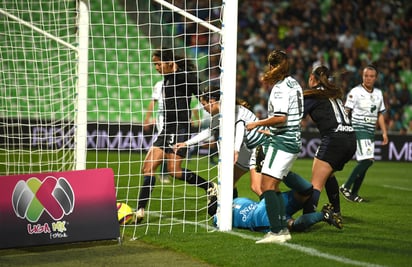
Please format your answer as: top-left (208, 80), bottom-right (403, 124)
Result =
top-left (0, 168), bottom-right (119, 249)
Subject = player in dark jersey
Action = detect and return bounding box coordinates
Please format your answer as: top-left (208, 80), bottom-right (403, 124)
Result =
top-left (301, 65), bottom-right (356, 222)
top-left (134, 48), bottom-right (217, 223)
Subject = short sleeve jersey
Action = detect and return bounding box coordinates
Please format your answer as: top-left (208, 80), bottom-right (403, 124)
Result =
top-left (344, 85), bottom-right (386, 139)
top-left (267, 76), bottom-right (303, 153)
top-left (234, 105), bottom-right (267, 151)
top-left (162, 70), bottom-right (199, 133)
top-left (304, 95), bottom-right (353, 136)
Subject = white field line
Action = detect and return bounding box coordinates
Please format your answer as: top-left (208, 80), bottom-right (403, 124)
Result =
top-left (140, 212), bottom-right (388, 267)
top-left (383, 184), bottom-right (412, 191)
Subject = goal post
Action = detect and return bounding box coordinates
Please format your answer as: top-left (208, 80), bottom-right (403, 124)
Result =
top-left (75, 0), bottom-right (90, 171)
top-left (1, 0), bottom-right (238, 235)
top-left (216, 0), bottom-right (238, 232)
top-left (152, 0), bottom-right (238, 232)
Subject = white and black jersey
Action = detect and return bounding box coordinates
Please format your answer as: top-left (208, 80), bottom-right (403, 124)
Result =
top-left (304, 97), bottom-right (353, 136)
top-left (234, 105), bottom-right (267, 151)
top-left (304, 95), bottom-right (356, 171)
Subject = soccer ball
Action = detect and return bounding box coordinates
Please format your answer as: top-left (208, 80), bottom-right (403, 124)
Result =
top-left (117, 202), bottom-right (133, 225)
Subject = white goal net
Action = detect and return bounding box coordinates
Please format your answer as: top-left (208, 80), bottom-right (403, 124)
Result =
top-left (0, 1), bottom-right (80, 174)
top-left (0, 0), bottom-right (237, 236)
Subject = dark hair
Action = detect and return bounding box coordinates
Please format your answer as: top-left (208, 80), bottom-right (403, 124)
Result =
top-left (365, 64), bottom-right (378, 74)
top-left (261, 50), bottom-right (289, 85)
top-left (201, 86), bottom-right (251, 109)
top-left (152, 48), bottom-right (196, 71)
top-left (201, 86), bottom-right (220, 101)
top-left (304, 65), bottom-right (344, 99)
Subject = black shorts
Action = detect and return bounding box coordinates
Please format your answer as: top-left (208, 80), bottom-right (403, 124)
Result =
top-left (315, 132), bottom-right (356, 171)
top-left (153, 128), bottom-right (190, 158)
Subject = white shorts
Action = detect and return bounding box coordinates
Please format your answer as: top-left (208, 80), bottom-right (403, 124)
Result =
top-left (235, 144), bottom-right (255, 171)
top-left (261, 146), bottom-right (298, 180)
top-left (355, 138), bottom-right (375, 161)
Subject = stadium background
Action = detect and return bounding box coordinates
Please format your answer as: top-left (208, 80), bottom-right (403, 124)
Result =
top-left (2, 0), bottom-right (411, 134)
top-left (1, 2), bottom-right (411, 266)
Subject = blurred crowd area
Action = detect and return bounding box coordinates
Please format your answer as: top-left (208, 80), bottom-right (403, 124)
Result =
top-left (161, 0), bottom-right (412, 134)
top-left (235, 0), bottom-right (412, 135)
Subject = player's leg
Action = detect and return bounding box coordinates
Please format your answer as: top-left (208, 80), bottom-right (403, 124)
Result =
top-left (256, 149), bottom-right (296, 243)
top-left (324, 175), bottom-right (341, 214)
top-left (303, 158), bottom-right (333, 214)
top-left (233, 165), bottom-right (247, 198)
top-left (135, 146), bottom-right (164, 223)
top-left (283, 171), bottom-right (312, 194)
top-left (260, 176), bottom-right (283, 233)
top-left (341, 139), bottom-right (373, 201)
top-left (248, 146), bottom-right (262, 196)
top-left (290, 212), bottom-right (324, 232)
top-left (351, 159), bottom-right (373, 196)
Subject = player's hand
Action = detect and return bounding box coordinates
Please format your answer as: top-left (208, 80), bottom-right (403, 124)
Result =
top-left (143, 122), bottom-right (154, 133)
top-left (173, 142), bottom-right (187, 153)
top-left (246, 122), bottom-right (257, 131)
top-left (258, 129), bottom-right (271, 136)
top-left (382, 133), bottom-right (389, 145)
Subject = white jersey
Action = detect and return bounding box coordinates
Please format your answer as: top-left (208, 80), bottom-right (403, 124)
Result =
top-left (234, 105), bottom-right (267, 152)
top-left (345, 84), bottom-right (386, 139)
top-left (152, 80), bottom-right (164, 132)
top-left (185, 113), bottom-right (219, 146)
top-left (186, 104), bottom-right (267, 149)
top-left (267, 76), bottom-right (303, 153)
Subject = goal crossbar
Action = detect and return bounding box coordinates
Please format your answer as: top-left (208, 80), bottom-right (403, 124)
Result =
top-left (0, 8), bottom-right (77, 51)
top-left (153, 0), bottom-right (222, 34)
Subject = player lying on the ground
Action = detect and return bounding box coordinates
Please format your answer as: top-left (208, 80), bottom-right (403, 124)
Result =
top-left (208, 171), bottom-right (342, 232)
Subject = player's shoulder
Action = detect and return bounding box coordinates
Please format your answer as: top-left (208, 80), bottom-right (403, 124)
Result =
top-left (373, 87), bottom-right (384, 95)
top-left (349, 84), bottom-right (363, 92)
top-left (236, 104), bottom-right (253, 115)
top-left (347, 85), bottom-right (364, 97)
top-left (285, 76), bottom-right (302, 89)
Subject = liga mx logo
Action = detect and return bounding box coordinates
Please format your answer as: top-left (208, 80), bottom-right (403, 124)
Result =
top-left (12, 176), bottom-right (75, 223)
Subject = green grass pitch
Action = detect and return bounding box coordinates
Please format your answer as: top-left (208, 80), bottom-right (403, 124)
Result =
top-left (0, 153), bottom-right (411, 267)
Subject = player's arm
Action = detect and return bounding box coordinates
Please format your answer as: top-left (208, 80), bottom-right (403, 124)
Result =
top-left (377, 112), bottom-right (388, 145)
top-left (143, 99), bottom-right (157, 132)
top-left (246, 115), bottom-right (286, 131)
top-left (144, 99), bottom-right (156, 124)
top-left (174, 128), bottom-right (212, 152)
top-left (233, 121), bottom-right (245, 164)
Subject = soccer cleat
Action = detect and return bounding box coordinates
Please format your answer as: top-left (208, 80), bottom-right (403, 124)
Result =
top-left (322, 203), bottom-right (343, 229)
top-left (352, 194), bottom-right (364, 203)
top-left (334, 212), bottom-right (343, 224)
top-left (256, 229), bottom-right (291, 244)
top-left (207, 182), bottom-right (218, 205)
top-left (134, 208), bottom-right (145, 224)
top-left (159, 175), bottom-right (171, 184)
top-left (255, 145), bottom-right (265, 173)
top-left (341, 189), bottom-right (365, 203)
top-left (340, 185), bottom-right (353, 202)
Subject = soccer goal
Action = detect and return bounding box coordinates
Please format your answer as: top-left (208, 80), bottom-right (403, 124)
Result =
top-left (0, 0), bottom-right (89, 173)
top-left (0, 0), bottom-right (238, 235)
